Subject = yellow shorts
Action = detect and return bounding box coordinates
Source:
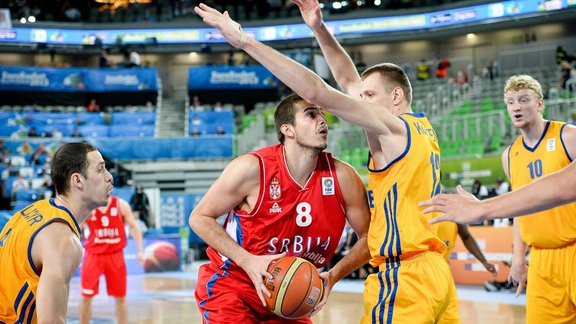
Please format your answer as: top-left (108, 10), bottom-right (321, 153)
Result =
top-left (361, 251), bottom-right (460, 324)
top-left (526, 243), bottom-right (576, 324)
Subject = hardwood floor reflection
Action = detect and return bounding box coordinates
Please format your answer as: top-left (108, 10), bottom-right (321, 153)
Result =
top-left (66, 274), bottom-right (526, 323)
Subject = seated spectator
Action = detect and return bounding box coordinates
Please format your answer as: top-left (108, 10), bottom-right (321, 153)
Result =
top-left (436, 58), bottom-right (450, 78)
top-left (191, 128), bottom-right (201, 136)
top-left (213, 101), bottom-right (223, 111)
top-left (191, 115), bottom-right (202, 126)
top-left (416, 59), bottom-right (430, 81)
top-left (215, 127), bottom-right (225, 135)
top-left (11, 175), bottom-right (29, 200)
top-left (99, 48), bottom-right (113, 68)
top-left (145, 101), bottom-right (155, 111)
top-left (191, 95), bottom-right (204, 110)
top-left (30, 143), bottom-right (52, 165)
top-left (27, 127), bottom-right (39, 137)
top-left (494, 177), bottom-right (510, 196)
top-left (559, 60), bottom-right (575, 90)
top-left (454, 69), bottom-right (468, 92)
top-left (17, 141), bottom-right (34, 156)
top-left (0, 139), bottom-right (11, 163)
top-left (471, 179), bottom-right (489, 200)
top-left (51, 127), bottom-right (63, 139)
top-left (39, 174), bottom-right (55, 198)
top-left (71, 127), bottom-right (83, 137)
top-left (1, 162), bottom-right (13, 182)
top-left (87, 99), bottom-right (101, 112)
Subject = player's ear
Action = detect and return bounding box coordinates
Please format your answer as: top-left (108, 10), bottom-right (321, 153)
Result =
top-left (70, 172), bottom-right (84, 191)
top-left (280, 124), bottom-right (294, 139)
top-left (392, 87), bottom-right (404, 104)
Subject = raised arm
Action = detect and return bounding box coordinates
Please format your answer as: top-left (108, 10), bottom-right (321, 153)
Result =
top-left (292, 0), bottom-right (362, 95)
top-left (194, 3), bottom-right (405, 137)
top-left (120, 198), bottom-right (145, 264)
top-left (421, 153), bottom-right (576, 223)
top-left (33, 222), bottom-right (83, 324)
top-left (312, 160), bottom-right (371, 315)
top-left (188, 154), bottom-right (284, 306)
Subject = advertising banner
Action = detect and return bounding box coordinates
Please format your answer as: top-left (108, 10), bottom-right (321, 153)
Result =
top-left (188, 66), bottom-right (278, 90)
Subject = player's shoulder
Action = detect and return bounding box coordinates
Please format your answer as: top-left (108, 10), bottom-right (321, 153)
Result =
top-left (332, 157), bottom-right (362, 182)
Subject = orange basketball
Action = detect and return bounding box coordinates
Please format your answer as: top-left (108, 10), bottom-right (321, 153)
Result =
top-left (264, 256), bottom-right (324, 319)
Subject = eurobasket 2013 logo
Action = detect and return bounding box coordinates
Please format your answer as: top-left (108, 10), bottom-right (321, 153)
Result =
top-left (63, 73), bottom-right (85, 90)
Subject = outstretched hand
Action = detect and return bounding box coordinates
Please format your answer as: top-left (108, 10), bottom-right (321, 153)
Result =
top-left (291, 0), bottom-right (323, 30)
top-left (238, 252), bottom-right (286, 307)
top-left (194, 3), bottom-right (247, 49)
top-left (419, 185), bottom-right (485, 225)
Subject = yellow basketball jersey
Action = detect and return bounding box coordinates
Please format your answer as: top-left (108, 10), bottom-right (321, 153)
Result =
top-left (0, 199), bottom-right (81, 324)
top-left (509, 120), bottom-right (576, 248)
top-left (437, 222), bottom-right (458, 261)
top-left (367, 113), bottom-right (446, 268)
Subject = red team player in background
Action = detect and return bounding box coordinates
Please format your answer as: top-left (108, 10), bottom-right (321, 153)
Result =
top-left (189, 93), bottom-right (372, 323)
top-left (79, 195), bottom-right (145, 324)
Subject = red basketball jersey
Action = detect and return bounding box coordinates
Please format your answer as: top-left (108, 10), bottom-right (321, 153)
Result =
top-left (207, 144), bottom-right (347, 279)
top-left (84, 196), bottom-right (127, 254)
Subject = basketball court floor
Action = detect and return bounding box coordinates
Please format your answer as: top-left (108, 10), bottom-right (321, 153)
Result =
top-left (66, 265), bottom-right (526, 323)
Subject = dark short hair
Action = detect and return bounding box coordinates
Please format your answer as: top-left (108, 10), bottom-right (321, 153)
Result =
top-left (274, 93), bottom-right (305, 144)
top-left (361, 63), bottom-right (413, 105)
top-left (51, 142), bottom-right (97, 196)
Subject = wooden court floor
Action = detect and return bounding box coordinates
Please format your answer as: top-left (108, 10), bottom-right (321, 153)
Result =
top-left (66, 273), bottom-right (526, 323)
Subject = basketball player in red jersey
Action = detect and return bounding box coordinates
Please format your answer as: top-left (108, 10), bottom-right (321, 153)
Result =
top-left (189, 93), bottom-right (372, 323)
top-left (0, 142), bottom-right (113, 324)
top-left (79, 195), bottom-right (145, 324)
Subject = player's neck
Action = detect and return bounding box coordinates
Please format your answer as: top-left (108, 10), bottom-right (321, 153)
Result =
top-left (54, 194), bottom-right (91, 223)
top-left (519, 118), bottom-right (546, 145)
top-left (283, 146), bottom-right (318, 187)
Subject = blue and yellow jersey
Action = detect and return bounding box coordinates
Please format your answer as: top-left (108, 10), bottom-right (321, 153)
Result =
top-left (437, 222), bottom-right (458, 261)
top-left (509, 120), bottom-right (576, 248)
top-left (0, 199), bottom-right (81, 324)
top-left (367, 113), bottom-right (446, 268)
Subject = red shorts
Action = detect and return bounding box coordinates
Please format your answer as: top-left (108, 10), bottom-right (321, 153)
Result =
top-left (195, 263), bottom-right (313, 324)
top-left (81, 250), bottom-right (127, 297)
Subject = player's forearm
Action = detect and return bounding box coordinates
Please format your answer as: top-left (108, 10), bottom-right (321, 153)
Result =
top-left (511, 221), bottom-right (528, 265)
top-left (189, 214), bottom-right (251, 265)
top-left (462, 237), bottom-right (487, 264)
top-left (311, 23), bottom-right (361, 92)
top-left (328, 236), bottom-right (371, 283)
top-left (481, 163), bottom-right (576, 220)
top-left (242, 36), bottom-right (329, 106)
top-left (130, 224), bottom-right (145, 254)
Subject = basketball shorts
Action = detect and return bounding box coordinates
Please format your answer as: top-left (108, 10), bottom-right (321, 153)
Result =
top-left (81, 250), bottom-right (127, 297)
top-left (361, 251), bottom-right (460, 324)
top-left (526, 243), bottom-right (576, 324)
top-left (195, 263), bottom-right (312, 324)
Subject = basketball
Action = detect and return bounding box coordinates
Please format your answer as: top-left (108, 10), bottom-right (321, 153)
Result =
top-left (143, 241), bottom-right (180, 273)
top-left (264, 256), bottom-right (324, 319)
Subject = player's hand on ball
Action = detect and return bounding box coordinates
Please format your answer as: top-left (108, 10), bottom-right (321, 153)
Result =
top-left (239, 252), bottom-right (286, 306)
top-left (309, 270), bottom-right (332, 317)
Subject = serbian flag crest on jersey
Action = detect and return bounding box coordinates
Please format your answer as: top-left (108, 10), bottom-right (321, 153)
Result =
top-left (270, 177), bottom-right (281, 200)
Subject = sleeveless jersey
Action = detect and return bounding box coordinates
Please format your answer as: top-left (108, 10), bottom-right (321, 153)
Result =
top-left (206, 144), bottom-right (347, 281)
top-left (367, 113), bottom-right (446, 268)
top-left (0, 199), bottom-right (81, 324)
top-left (84, 196), bottom-right (127, 254)
top-left (509, 121), bottom-right (576, 248)
top-left (437, 222), bottom-right (458, 261)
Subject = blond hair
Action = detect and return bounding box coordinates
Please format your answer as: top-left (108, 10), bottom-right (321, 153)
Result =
top-left (504, 75), bottom-right (543, 99)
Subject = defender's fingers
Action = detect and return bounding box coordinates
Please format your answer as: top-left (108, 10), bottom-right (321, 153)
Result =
top-left (428, 215), bottom-right (448, 224)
